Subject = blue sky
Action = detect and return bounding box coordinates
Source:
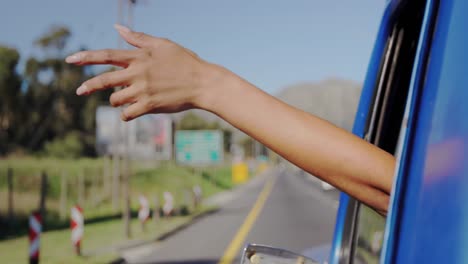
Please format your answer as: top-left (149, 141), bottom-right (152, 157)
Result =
top-left (0, 0), bottom-right (386, 94)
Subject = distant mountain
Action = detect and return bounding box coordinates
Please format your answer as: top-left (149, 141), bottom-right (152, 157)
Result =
top-left (171, 78), bottom-right (362, 141)
top-left (276, 78), bottom-right (362, 131)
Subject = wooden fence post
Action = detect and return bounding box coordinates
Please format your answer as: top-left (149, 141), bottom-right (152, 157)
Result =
top-left (38, 171), bottom-right (48, 216)
top-left (153, 194), bottom-right (160, 224)
top-left (122, 156), bottom-right (132, 238)
top-left (7, 167), bottom-right (14, 224)
top-left (184, 189), bottom-right (191, 212)
top-left (112, 155), bottom-right (120, 211)
top-left (93, 167), bottom-right (99, 205)
top-left (78, 170), bottom-right (85, 206)
top-left (59, 171), bottom-right (68, 220)
top-left (104, 155), bottom-right (112, 198)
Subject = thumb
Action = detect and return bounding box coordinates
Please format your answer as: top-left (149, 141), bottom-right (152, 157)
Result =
top-left (114, 24), bottom-right (153, 48)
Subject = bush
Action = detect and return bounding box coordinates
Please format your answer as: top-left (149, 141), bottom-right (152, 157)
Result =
top-left (179, 205), bottom-right (190, 216)
top-left (43, 131), bottom-right (84, 158)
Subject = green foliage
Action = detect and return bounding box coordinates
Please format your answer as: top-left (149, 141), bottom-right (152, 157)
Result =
top-left (0, 26), bottom-right (114, 157)
top-left (222, 129), bottom-right (232, 153)
top-left (0, 46), bottom-right (20, 81)
top-left (43, 131), bottom-right (84, 158)
top-left (179, 205), bottom-right (190, 216)
top-left (0, 157), bottom-right (232, 243)
top-left (35, 25), bottom-right (71, 55)
top-left (177, 112), bottom-right (211, 130)
top-left (0, 45), bottom-right (22, 154)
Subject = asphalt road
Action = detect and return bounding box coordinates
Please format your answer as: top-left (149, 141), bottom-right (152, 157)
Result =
top-left (128, 167), bottom-right (339, 264)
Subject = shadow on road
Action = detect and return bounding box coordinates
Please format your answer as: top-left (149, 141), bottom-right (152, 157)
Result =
top-left (214, 206), bottom-right (252, 216)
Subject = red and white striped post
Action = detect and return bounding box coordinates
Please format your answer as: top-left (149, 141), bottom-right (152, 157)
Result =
top-left (29, 211), bottom-right (41, 264)
top-left (70, 205), bottom-right (84, 256)
top-left (138, 195), bottom-right (150, 231)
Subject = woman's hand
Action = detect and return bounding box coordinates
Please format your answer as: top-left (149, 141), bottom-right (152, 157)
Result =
top-left (65, 24), bottom-right (219, 121)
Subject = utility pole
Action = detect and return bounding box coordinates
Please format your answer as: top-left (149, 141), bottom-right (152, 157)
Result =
top-left (117, 0), bottom-right (141, 239)
top-left (7, 168), bottom-right (14, 224)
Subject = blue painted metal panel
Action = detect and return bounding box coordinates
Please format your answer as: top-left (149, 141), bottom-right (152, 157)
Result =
top-left (390, 0), bottom-right (468, 262)
top-left (328, 1), bottom-right (397, 263)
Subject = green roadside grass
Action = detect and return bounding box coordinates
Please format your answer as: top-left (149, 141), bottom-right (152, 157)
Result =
top-left (0, 208), bottom-right (215, 264)
top-left (0, 158), bottom-right (233, 236)
top-left (0, 157), bottom-right (234, 204)
top-left (0, 157), bottom-right (234, 263)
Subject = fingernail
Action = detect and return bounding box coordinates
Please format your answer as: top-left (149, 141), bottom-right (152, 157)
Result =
top-left (121, 112), bottom-right (129, 121)
top-left (76, 84), bottom-right (88, 96)
top-left (114, 24), bottom-right (131, 33)
top-left (65, 54), bottom-right (81, 63)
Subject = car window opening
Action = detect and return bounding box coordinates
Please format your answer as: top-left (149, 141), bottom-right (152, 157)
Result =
top-left (349, 0), bottom-right (429, 263)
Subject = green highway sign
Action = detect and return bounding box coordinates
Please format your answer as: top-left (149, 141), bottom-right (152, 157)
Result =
top-left (175, 130), bottom-right (223, 165)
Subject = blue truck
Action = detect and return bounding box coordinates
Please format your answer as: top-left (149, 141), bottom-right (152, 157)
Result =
top-left (242, 0), bottom-right (468, 263)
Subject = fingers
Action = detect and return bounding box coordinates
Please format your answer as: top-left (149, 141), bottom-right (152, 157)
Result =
top-left (109, 86), bottom-right (140, 107)
top-left (65, 49), bottom-right (136, 67)
top-left (114, 24), bottom-right (157, 48)
top-left (66, 25), bottom-right (162, 67)
top-left (121, 102), bottom-right (147, 121)
top-left (77, 69), bottom-right (133, 95)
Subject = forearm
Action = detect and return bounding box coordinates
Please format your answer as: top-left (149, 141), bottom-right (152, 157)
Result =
top-left (202, 65), bottom-right (395, 213)
top-left (66, 25), bottom-right (395, 213)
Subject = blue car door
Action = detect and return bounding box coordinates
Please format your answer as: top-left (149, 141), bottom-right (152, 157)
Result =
top-left (329, 0), bottom-right (440, 263)
top-left (383, 0), bottom-right (468, 263)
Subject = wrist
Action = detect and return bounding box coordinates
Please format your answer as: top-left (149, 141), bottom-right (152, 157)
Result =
top-left (195, 62), bottom-right (239, 113)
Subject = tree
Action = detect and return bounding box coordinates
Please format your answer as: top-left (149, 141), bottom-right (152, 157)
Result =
top-left (35, 26), bottom-right (70, 57)
top-left (0, 46), bottom-right (22, 154)
top-left (240, 136), bottom-right (254, 158)
top-left (43, 131), bottom-right (83, 158)
top-left (0, 26), bottom-right (112, 156)
top-left (177, 112), bottom-right (210, 130)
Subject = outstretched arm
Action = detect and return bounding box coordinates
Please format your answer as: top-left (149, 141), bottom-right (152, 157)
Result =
top-left (66, 25), bottom-right (395, 214)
